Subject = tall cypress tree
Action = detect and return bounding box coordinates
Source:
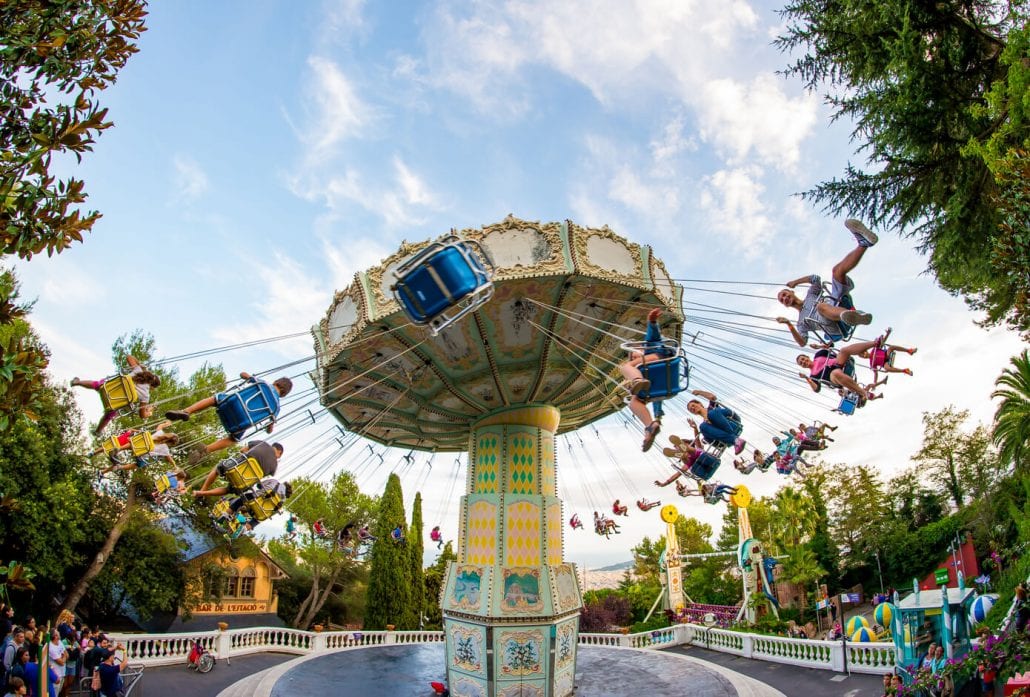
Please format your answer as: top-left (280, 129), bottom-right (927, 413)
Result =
top-left (363, 473), bottom-right (411, 629)
top-left (408, 492), bottom-right (425, 629)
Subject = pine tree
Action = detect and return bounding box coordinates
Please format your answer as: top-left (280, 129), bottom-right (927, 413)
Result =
top-left (776, 0), bottom-right (1029, 332)
top-left (408, 492), bottom-right (426, 629)
top-left (364, 473), bottom-right (412, 629)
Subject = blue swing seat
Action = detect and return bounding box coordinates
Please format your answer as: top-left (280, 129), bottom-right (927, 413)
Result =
top-left (689, 452), bottom-right (721, 481)
top-left (215, 380), bottom-right (281, 437)
top-left (620, 339), bottom-right (689, 401)
top-left (836, 391), bottom-right (862, 416)
top-left (812, 285), bottom-right (856, 344)
top-left (391, 235), bottom-right (494, 335)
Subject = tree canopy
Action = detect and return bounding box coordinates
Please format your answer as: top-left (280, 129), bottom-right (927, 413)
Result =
top-left (777, 0), bottom-right (1030, 334)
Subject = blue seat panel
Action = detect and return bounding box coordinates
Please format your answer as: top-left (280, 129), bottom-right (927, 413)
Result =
top-left (396, 245), bottom-right (486, 323)
top-left (690, 452), bottom-right (721, 481)
top-left (216, 382), bottom-right (280, 435)
top-left (640, 356), bottom-right (685, 400)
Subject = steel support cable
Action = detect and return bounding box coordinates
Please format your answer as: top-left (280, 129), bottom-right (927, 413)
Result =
top-left (589, 425), bottom-right (643, 499)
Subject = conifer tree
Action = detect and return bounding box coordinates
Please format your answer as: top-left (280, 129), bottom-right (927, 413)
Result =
top-left (408, 492), bottom-right (426, 629)
top-left (363, 473), bottom-right (411, 629)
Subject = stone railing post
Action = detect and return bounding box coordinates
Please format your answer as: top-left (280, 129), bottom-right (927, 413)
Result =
top-left (216, 629), bottom-right (232, 661)
top-left (830, 640), bottom-right (846, 672)
top-left (310, 632), bottom-right (327, 652)
top-left (740, 634), bottom-right (753, 659)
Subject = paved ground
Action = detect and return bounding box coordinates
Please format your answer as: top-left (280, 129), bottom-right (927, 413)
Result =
top-left (136, 652), bottom-right (288, 697)
top-left (669, 645), bottom-right (886, 697)
top-left (137, 645), bottom-right (887, 697)
top-left (269, 644), bottom-right (743, 697)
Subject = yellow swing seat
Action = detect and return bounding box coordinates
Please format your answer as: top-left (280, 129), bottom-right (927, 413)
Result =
top-left (154, 473), bottom-right (173, 495)
top-left (128, 431), bottom-right (155, 457)
top-left (245, 493), bottom-right (282, 522)
top-left (99, 375), bottom-right (139, 413)
top-left (223, 456), bottom-right (263, 492)
top-left (211, 498), bottom-right (233, 521)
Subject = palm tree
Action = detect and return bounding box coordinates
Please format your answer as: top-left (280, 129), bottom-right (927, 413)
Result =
top-left (782, 545), bottom-right (826, 622)
top-left (992, 350), bottom-right (1030, 470)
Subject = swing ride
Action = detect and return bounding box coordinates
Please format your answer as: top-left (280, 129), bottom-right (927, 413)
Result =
top-left (62, 206), bottom-right (925, 696)
top-left (313, 215), bottom-right (684, 697)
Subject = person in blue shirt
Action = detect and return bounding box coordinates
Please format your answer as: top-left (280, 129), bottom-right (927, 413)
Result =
top-left (619, 308), bottom-right (674, 452)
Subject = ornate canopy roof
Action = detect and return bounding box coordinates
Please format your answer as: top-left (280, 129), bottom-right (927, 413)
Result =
top-left (313, 216), bottom-right (683, 451)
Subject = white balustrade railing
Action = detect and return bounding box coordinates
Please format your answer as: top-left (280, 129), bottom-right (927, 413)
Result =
top-left (109, 623), bottom-right (894, 675)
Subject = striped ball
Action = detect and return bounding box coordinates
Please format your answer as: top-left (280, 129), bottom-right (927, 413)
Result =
top-left (845, 615), bottom-right (869, 636)
top-left (851, 626), bottom-right (876, 642)
top-left (970, 595), bottom-right (996, 624)
top-left (874, 602), bottom-right (895, 627)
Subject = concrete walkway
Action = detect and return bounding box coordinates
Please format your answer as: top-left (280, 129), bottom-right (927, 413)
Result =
top-left (137, 645), bottom-right (886, 697)
top-left (669, 645), bottom-right (886, 697)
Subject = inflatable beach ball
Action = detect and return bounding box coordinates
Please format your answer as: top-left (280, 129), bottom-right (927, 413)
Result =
top-left (970, 595), bottom-right (997, 624)
top-left (851, 626), bottom-right (876, 642)
top-left (845, 615), bottom-right (869, 636)
top-left (874, 602), bottom-right (895, 627)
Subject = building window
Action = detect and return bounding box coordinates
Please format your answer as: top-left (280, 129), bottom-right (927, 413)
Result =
top-left (225, 570), bottom-right (240, 598)
top-left (239, 568), bottom-right (256, 599)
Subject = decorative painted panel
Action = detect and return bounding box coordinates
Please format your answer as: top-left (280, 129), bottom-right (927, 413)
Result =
top-left (506, 429), bottom-right (538, 495)
top-left (498, 684), bottom-right (545, 697)
top-left (452, 676), bottom-right (487, 697)
top-left (499, 567), bottom-right (545, 615)
top-left (465, 499), bottom-right (498, 565)
top-left (448, 622), bottom-right (486, 677)
top-left (539, 433), bottom-right (556, 496)
top-left (497, 628), bottom-right (544, 677)
top-left (546, 500), bottom-right (563, 566)
top-left (551, 564), bottom-right (581, 614)
top-left (447, 565), bottom-right (486, 613)
top-left (474, 432), bottom-right (500, 494)
top-left (554, 619), bottom-right (577, 670)
top-left (504, 499), bottom-right (542, 567)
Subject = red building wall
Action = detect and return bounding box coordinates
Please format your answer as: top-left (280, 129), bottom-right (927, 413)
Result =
top-left (917, 533), bottom-right (979, 590)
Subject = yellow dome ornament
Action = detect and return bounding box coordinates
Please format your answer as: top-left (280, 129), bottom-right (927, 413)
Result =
top-left (729, 485), bottom-right (751, 509)
top-left (660, 504), bottom-right (679, 524)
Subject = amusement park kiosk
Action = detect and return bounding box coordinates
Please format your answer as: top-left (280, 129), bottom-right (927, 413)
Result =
top-left (313, 216), bottom-right (684, 697)
top-left (892, 575), bottom-right (976, 686)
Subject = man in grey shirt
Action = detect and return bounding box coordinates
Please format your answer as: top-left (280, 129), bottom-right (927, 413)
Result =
top-left (776, 219), bottom-right (878, 346)
top-left (193, 441), bottom-right (283, 497)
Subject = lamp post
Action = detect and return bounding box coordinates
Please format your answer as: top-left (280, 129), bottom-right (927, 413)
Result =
top-left (874, 550), bottom-right (885, 596)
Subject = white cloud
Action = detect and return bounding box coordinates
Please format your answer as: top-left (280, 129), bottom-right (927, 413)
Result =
top-left (697, 75), bottom-right (819, 171)
top-left (419, 2), bottom-right (817, 168)
top-left (171, 155), bottom-right (209, 201)
top-left (212, 251), bottom-right (331, 356)
top-left (699, 166), bottom-right (774, 248)
top-left (302, 56), bottom-right (372, 154)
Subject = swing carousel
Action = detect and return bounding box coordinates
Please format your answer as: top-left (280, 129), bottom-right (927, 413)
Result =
top-left (313, 215), bottom-right (684, 697)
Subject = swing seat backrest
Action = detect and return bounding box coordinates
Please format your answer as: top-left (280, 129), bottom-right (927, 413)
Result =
top-left (246, 493), bottom-right (282, 522)
top-left (128, 431), bottom-right (155, 457)
top-left (100, 375), bottom-right (139, 413)
top-left (639, 351), bottom-right (690, 400)
top-left (391, 236), bottom-right (494, 335)
top-left (836, 392), bottom-right (860, 415)
top-left (223, 456), bottom-right (263, 492)
top-left (216, 381), bottom-right (281, 435)
top-left (690, 451), bottom-right (721, 481)
top-left (154, 473), bottom-right (176, 495)
top-left (869, 347), bottom-right (894, 370)
top-left (211, 498), bottom-right (233, 521)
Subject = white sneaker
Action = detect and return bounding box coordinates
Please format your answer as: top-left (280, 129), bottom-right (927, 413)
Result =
top-left (845, 219), bottom-right (878, 247)
top-left (841, 309), bottom-right (873, 326)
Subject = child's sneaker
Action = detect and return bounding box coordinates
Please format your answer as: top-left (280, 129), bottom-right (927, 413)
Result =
top-left (733, 437), bottom-right (746, 455)
top-left (845, 219), bottom-right (878, 247)
top-left (840, 309), bottom-right (873, 326)
top-left (165, 410), bottom-right (190, 422)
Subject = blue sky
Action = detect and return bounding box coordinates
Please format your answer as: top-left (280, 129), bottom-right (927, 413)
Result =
top-left (15, 0), bottom-right (1026, 567)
